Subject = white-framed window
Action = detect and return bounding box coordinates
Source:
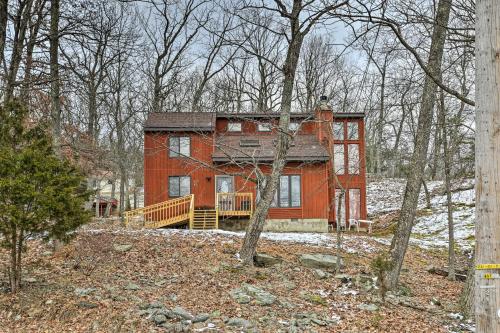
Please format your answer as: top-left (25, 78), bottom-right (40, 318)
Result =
top-left (168, 176), bottom-right (191, 197)
top-left (169, 136), bottom-right (190, 157)
top-left (333, 122), bottom-right (344, 140)
top-left (334, 144), bottom-right (345, 174)
top-left (278, 175), bottom-right (301, 208)
top-left (349, 189), bottom-right (361, 220)
top-left (258, 123), bottom-right (272, 132)
top-left (228, 122), bottom-right (242, 132)
top-left (289, 122), bottom-right (300, 131)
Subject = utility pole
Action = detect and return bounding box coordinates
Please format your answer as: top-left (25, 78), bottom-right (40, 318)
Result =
top-left (474, 0), bottom-right (500, 330)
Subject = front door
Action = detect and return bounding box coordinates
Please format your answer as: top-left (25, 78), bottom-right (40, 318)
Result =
top-left (216, 176), bottom-right (234, 210)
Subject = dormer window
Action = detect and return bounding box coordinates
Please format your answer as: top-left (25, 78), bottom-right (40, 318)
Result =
top-left (228, 122), bottom-right (241, 132)
top-left (258, 123), bottom-right (272, 132)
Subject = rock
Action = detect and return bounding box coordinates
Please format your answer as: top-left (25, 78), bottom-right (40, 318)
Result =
top-left (254, 253), bottom-right (283, 267)
top-left (78, 301), bottom-right (98, 309)
top-left (334, 274), bottom-right (352, 283)
top-left (243, 284), bottom-right (276, 306)
top-left (357, 303), bottom-right (379, 311)
top-left (171, 306), bottom-right (194, 320)
top-left (45, 299), bottom-right (53, 305)
top-left (113, 244), bottom-right (133, 252)
top-left (161, 322), bottom-right (187, 332)
top-left (169, 293), bottom-right (178, 302)
top-left (42, 251), bottom-right (53, 257)
top-left (124, 283), bottom-right (140, 291)
top-left (300, 292), bottom-right (327, 306)
top-left (283, 281), bottom-right (297, 290)
top-left (226, 317), bottom-right (252, 328)
top-left (153, 314), bottom-right (168, 325)
top-left (230, 288), bottom-right (252, 304)
top-left (311, 318), bottom-right (327, 326)
top-left (430, 297), bottom-right (441, 306)
top-left (298, 254), bottom-right (342, 270)
top-left (23, 277), bottom-right (37, 283)
top-left (313, 269), bottom-right (328, 279)
top-left (74, 287), bottom-right (97, 296)
top-left (112, 295), bottom-right (127, 302)
top-left (193, 313), bottom-right (210, 323)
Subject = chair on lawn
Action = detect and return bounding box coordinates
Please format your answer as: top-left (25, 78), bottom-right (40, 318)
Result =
top-left (348, 218), bottom-right (360, 232)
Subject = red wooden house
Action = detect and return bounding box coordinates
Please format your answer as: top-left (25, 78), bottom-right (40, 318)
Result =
top-left (130, 101), bottom-right (367, 232)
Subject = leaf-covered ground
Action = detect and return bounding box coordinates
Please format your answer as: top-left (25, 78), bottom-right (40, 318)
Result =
top-left (0, 221), bottom-right (472, 332)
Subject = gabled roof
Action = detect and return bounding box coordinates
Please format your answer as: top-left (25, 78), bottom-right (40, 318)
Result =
top-left (212, 135), bottom-right (329, 162)
top-left (145, 112), bottom-right (216, 131)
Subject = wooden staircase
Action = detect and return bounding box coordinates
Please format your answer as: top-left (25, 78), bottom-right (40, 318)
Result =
top-left (124, 195), bottom-right (194, 229)
top-left (124, 192), bottom-right (252, 230)
top-left (191, 209), bottom-right (218, 230)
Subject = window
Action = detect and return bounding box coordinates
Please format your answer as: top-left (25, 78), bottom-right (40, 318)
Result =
top-left (168, 176), bottom-right (191, 197)
top-left (347, 122), bottom-right (359, 140)
top-left (256, 178), bottom-right (277, 207)
top-left (228, 122), bottom-right (241, 132)
top-left (169, 136), bottom-right (190, 157)
top-left (349, 189), bottom-right (361, 220)
top-left (348, 144), bottom-right (360, 174)
top-left (289, 122), bottom-right (300, 131)
top-left (333, 122), bottom-right (344, 140)
top-left (279, 175), bottom-right (301, 207)
top-left (256, 175), bottom-right (300, 207)
top-left (258, 123), bottom-right (272, 132)
top-left (334, 144), bottom-right (345, 174)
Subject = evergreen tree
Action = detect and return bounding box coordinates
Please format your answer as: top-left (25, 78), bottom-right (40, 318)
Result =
top-left (0, 101), bottom-right (91, 292)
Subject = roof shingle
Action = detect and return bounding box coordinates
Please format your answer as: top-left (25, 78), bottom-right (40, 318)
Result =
top-left (212, 135), bottom-right (329, 162)
top-left (145, 112), bottom-right (215, 131)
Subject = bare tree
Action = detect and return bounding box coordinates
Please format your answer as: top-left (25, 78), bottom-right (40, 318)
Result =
top-left (238, 0), bottom-right (349, 265)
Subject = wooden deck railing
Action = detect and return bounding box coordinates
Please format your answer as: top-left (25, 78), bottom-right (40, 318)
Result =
top-left (125, 194), bottom-right (194, 229)
top-left (217, 192), bottom-right (253, 216)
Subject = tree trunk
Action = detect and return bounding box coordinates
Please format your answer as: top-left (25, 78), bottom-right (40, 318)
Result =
top-left (439, 90), bottom-right (455, 280)
top-left (474, 0), bottom-right (500, 329)
top-left (239, 8), bottom-right (305, 265)
top-left (386, 0), bottom-right (452, 289)
top-left (336, 190), bottom-right (345, 274)
top-left (0, 0), bottom-right (8, 71)
top-left (50, 0), bottom-right (61, 156)
top-left (460, 254), bottom-right (474, 318)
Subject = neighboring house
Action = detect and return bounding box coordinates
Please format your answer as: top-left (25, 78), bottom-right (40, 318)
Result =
top-left (140, 101), bottom-right (366, 232)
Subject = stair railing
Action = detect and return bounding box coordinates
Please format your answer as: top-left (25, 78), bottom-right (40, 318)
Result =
top-left (125, 194), bottom-right (194, 228)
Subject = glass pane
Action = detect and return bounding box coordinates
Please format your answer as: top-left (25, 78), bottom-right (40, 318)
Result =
top-left (279, 176), bottom-right (289, 207)
top-left (179, 137), bottom-right (190, 156)
top-left (169, 137), bottom-right (179, 157)
top-left (228, 122), bottom-right (241, 132)
top-left (335, 189), bottom-right (346, 225)
top-left (180, 177), bottom-right (190, 196)
top-left (291, 175), bottom-right (301, 207)
top-left (169, 177), bottom-right (179, 197)
top-left (334, 144), bottom-right (345, 174)
top-left (347, 122), bottom-right (358, 140)
top-left (349, 189), bottom-right (360, 220)
top-left (289, 122), bottom-right (300, 131)
top-left (348, 144), bottom-right (360, 174)
top-left (258, 123), bottom-right (271, 131)
top-left (333, 122), bottom-right (344, 140)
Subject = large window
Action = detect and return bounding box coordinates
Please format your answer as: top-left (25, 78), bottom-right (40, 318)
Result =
top-left (335, 189), bottom-right (346, 225)
top-left (349, 189), bottom-right (361, 220)
top-left (168, 176), bottom-right (191, 197)
top-left (169, 137), bottom-right (190, 157)
top-left (347, 121), bottom-right (359, 140)
top-left (334, 144), bottom-right (345, 174)
top-left (348, 144), bottom-right (360, 174)
top-left (228, 122), bottom-right (242, 132)
top-left (333, 122), bottom-right (344, 140)
top-left (257, 175), bottom-right (301, 207)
